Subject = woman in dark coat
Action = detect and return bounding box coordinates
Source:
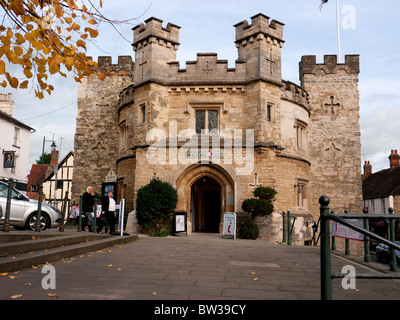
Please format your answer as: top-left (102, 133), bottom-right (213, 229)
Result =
top-left (97, 190), bottom-right (116, 234)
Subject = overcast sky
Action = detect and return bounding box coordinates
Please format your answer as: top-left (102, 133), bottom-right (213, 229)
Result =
top-left (7, 0), bottom-right (400, 175)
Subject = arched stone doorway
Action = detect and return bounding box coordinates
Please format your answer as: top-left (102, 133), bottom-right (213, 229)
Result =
top-left (191, 176), bottom-right (221, 232)
top-left (175, 163), bottom-right (235, 234)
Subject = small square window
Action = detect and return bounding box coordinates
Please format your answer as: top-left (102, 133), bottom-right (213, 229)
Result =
top-left (195, 109), bottom-right (219, 134)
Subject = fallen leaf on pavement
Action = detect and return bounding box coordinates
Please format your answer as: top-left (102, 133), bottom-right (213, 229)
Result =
top-left (8, 276), bottom-right (17, 279)
top-left (25, 283), bottom-right (31, 286)
top-left (10, 294), bottom-right (22, 299)
top-left (47, 293), bottom-right (57, 297)
top-left (252, 278), bottom-right (259, 281)
top-left (152, 292), bottom-right (157, 295)
top-left (0, 273), bottom-right (8, 277)
top-left (106, 264), bottom-right (112, 268)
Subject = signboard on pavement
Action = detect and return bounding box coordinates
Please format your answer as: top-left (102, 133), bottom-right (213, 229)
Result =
top-left (222, 212), bottom-right (236, 239)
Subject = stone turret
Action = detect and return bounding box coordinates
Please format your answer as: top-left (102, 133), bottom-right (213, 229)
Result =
top-left (300, 54), bottom-right (362, 215)
top-left (72, 56), bottom-right (134, 201)
top-left (234, 13), bottom-right (285, 85)
top-left (132, 17), bottom-right (181, 86)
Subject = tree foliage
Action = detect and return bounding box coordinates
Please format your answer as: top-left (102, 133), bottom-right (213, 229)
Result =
top-left (35, 151), bottom-right (50, 164)
top-left (0, 0), bottom-right (143, 98)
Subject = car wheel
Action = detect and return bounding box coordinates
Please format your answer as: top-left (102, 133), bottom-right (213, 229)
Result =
top-left (25, 212), bottom-right (49, 231)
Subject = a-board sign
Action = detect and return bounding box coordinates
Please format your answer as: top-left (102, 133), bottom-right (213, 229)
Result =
top-left (174, 211), bottom-right (187, 236)
top-left (331, 219), bottom-right (364, 241)
top-left (222, 212), bottom-right (236, 239)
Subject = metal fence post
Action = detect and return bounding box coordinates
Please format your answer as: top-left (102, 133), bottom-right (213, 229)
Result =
top-left (78, 195), bottom-right (83, 232)
top-left (93, 198), bottom-right (97, 233)
top-left (282, 211), bottom-right (287, 243)
top-left (363, 208), bottom-right (370, 262)
top-left (331, 211), bottom-right (336, 251)
top-left (3, 178), bottom-right (13, 233)
top-left (59, 191), bottom-right (69, 232)
top-left (389, 207), bottom-right (397, 271)
top-left (344, 210), bottom-right (350, 255)
top-left (287, 211), bottom-right (291, 245)
top-left (319, 195), bottom-right (332, 300)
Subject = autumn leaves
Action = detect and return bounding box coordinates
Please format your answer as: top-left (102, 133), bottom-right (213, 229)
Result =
top-left (0, 0), bottom-right (105, 98)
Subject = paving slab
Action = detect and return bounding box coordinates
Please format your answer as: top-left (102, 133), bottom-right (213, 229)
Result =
top-left (0, 232), bottom-right (400, 303)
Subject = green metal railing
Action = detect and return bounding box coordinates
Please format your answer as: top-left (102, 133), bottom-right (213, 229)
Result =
top-left (319, 195), bottom-right (400, 300)
top-left (282, 211), bottom-right (296, 245)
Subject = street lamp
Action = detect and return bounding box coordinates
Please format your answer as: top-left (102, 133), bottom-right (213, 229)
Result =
top-left (35, 136), bottom-right (56, 232)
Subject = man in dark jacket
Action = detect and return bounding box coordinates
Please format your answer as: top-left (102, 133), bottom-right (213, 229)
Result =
top-left (82, 186), bottom-right (94, 232)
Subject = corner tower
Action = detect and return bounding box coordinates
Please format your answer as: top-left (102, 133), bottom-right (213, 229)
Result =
top-left (300, 55), bottom-right (363, 214)
top-left (234, 13), bottom-right (284, 85)
top-left (132, 17), bottom-right (180, 86)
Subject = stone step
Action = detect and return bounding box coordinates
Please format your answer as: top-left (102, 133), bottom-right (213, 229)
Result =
top-left (0, 233), bottom-right (108, 257)
top-left (0, 232), bottom-right (138, 273)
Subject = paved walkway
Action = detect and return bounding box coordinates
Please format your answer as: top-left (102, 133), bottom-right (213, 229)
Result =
top-left (1, 232), bottom-right (400, 301)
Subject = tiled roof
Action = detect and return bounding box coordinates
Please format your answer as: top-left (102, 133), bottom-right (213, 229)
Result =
top-left (362, 167), bottom-right (400, 199)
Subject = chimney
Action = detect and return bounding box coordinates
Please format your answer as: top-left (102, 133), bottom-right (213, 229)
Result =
top-left (50, 147), bottom-right (59, 166)
top-left (389, 149), bottom-right (400, 169)
top-left (363, 161), bottom-right (372, 179)
top-left (0, 93), bottom-right (14, 117)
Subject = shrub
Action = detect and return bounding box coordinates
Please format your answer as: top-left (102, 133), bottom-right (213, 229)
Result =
top-left (239, 221), bottom-right (259, 240)
top-left (136, 178), bottom-right (178, 236)
top-left (240, 186), bottom-right (277, 240)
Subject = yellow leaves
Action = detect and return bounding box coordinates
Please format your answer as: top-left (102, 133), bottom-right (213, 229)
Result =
top-left (0, 0), bottom-right (108, 97)
top-left (10, 0), bottom-right (26, 16)
top-left (19, 80), bottom-right (29, 89)
top-left (0, 272), bottom-right (8, 277)
top-left (84, 27), bottom-right (99, 38)
top-left (0, 60), bottom-right (5, 75)
top-left (10, 294), bottom-right (23, 299)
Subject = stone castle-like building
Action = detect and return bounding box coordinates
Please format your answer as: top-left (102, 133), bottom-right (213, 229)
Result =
top-left (72, 14), bottom-right (363, 243)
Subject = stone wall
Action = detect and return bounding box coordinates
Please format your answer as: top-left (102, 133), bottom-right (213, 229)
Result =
top-left (72, 56), bottom-right (133, 201)
top-left (300, 55), bottom-right (363, 221)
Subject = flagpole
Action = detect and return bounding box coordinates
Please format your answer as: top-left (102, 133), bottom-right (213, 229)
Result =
top-left (336, 0), bottom-right (341, 63)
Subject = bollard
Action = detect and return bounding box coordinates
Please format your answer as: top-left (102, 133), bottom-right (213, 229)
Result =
top-left (93, 198), bottom-right (97, 233)
top-left (78, 195), bottom-right (83, 232)
top-left (287, 211), bottom-right (291, 245)
top-left (35, 185), bottom-right (43, 232)
top-left (331, 211), bottom-right (336, 251)
top-left (363, 208), bottom-right (370, 262)
top-left (319, 195), bottom-right (332, 300)
top-left (344, 210), bottom-right (350, 255)
top-left (3, 178), bottom-right (13, 232)
top-left (389, 208), bottom-right (397, 271)
top-left (59, 191), bottom-right (68, 232)
top-left (282, 211), bottom-right (287, 243)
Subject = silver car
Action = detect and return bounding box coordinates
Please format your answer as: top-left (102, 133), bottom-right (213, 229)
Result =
top-left (0, 181), bottom-right (62, 231)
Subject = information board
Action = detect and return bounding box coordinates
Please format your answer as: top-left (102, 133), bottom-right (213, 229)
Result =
top-left (174, 211), bottom-right (187, 236)
top-left (222, 212), bottom-right (236, 239)
top-left (331, 219), bottom-right (364, 241)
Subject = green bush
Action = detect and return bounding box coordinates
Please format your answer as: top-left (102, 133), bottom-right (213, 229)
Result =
top-left (253, 186), bottom-right (277, 202)
top-left (239, 221), bottom-right (260, 240)
top-left (136, 178), bottom-right (178, 236)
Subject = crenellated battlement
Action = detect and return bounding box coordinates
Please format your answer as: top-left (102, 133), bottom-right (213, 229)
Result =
top-left (165, 53), bottom-right (247, 85)
top-left (281, 80), bottom-right (309, 111)
top-left (299, 55), bottom-right (360, 76)
top-left (234, 13), bottom-right (284, 48)
top-left (132, 17), bottom-right (180, 51)
top-left (89, 56), bottom-right (134, 76)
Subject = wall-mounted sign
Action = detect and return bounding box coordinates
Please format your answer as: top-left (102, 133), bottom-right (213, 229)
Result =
top-left (105, 169), bottom-right (117, 182)
top-left (3, 151), bottom-right (14, 168)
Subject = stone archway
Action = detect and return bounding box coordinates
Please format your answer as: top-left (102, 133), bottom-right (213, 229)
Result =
top-left (175, 163), bottom-right (235, 234)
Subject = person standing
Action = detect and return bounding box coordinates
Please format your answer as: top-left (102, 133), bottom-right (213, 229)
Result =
top-left (82, 186), bottom-right (95, 232)
top-left (97, 190), bottom-right (116, 234)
